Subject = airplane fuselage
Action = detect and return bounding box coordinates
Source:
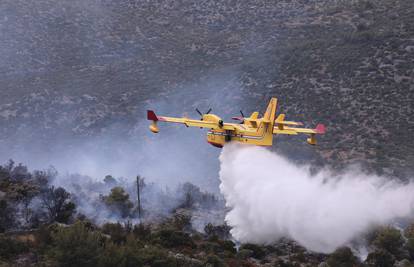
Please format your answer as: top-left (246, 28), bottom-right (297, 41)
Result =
top-left (206, 120), bottom-right (273, 148)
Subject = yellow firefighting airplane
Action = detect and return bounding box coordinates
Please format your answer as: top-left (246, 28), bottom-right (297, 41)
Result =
top-left (147, 97), bottom-right (325, 148)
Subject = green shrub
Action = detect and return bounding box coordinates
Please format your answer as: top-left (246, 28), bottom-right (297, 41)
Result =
top-left (102, 222), bottom-right (126, 244)
top-left (239, 243), bottom-right (266, 259)
top-left (237, 248), bottom-right (253, 260)
top-left (0, 235), bottom-right (28, 260)
top-left (159, 212), bottom-right (192, 232)
top-left (365, 249), bottom-right (395, 267)
top-left (204, 255), bottom-right (226, 267)
top-left (133, 223), bottom-right (151, 241)
top-left (201, 239), bottom-right (236, 257)
top-left (405, 224), bottom-right (414, 239)
top-left (274, 259), bottom-right (301, 267)
top-left (99, 240), bottom-right (176, 267)
top-left (135, 245), bottom-right (177, 267)
top-left (47, 222), bottom-right (104, 267)
top-left (326, 247), bottom-right (360, 267)
top-left (394, 259), bottom-right (413, 267)
top-left (192, 233), bottom-right (203, 241)
top-left (222, 240), bottom-right (236, 254)
top-left (99, 242), bottom-right (129, 267)
top-left (372, 226), bottom-right (404, 258)
top-left (0, 200), bottom-right (15, 233)
top-left (204, 223), bottom-right (231, 239)
top-left (153, 229), bottom-right (195, 249)
top-left (172, 213), bottom-right (192, 231)
top-left (35, 224), bottom-right (54, 251)
top-left (406, 238), bottom-right (414, 261)
top-left (200, 241), bottom-right (223, 254)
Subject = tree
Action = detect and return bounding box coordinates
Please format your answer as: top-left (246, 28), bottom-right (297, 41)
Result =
top-left (178, 182), bottom-right (217, 209)
top-left (41, 186), bottom-right (76, 223)
top-left (181, 191), bottom-right (195, 209)
top-left (3, 159), bottom-right (15, 173)
top-left (9, 163), bottom-right (30, 182)
top-left (11, 182), bottom-right (39, 224)
top-left (33, 168), bottom-right (57, 191)
top-left (102, 187), bottom-right (133, 218)
top-left (103, 175), bottom-right (117, 186)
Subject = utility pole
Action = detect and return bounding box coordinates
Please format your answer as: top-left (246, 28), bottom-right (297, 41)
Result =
top-left (136, 176), bottom-right (142, 219)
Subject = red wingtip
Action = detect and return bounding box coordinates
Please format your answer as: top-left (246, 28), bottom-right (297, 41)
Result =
top-left (147, 110), bottom-right (158, 121)
top-left (315, 124), bottom-right (326, 134)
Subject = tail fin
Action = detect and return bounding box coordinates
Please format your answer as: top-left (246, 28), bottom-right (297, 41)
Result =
top-left (249, 112), bottom-right (259, 120)
top-left (263, 97), bottom-right (277, 122)
top-left (254, 98), bottom-right (278, 146)
top-left (263, 98), bottom-right (278, 123)
top-left (275, 114), bottom-right (285, 123)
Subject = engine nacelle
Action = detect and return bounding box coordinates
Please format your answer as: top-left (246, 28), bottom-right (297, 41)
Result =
top-left (307, 134), bottom-right (316, 145)
top-left (202, 114), bottom-right (223, 126)
top-left (149, 122), bottom-right (159, 133)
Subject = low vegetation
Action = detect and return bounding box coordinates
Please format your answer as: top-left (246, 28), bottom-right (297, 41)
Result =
top-left (1, 161), bottom-right (414, 266)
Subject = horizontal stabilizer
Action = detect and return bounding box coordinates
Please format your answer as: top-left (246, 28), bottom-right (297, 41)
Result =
top-left (275, 120), bottom-right (304, 126)
top-left (273, 123), bottom-right (326, 135)
top-left (275, 114), bottom-right (303, 126)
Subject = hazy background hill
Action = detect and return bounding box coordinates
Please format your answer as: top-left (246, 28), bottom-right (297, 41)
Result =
top-left (0, 0), bottom-right (413, 182)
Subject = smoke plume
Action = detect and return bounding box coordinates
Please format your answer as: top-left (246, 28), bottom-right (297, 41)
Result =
top-left (219, 144), bottom-right (414, 253)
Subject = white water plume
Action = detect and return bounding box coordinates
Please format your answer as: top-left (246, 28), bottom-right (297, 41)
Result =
top-left (219, 144), bottom-right (414, 253)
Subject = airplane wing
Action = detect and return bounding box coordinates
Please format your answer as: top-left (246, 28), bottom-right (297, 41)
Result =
top-left (147, 110), bottom-right (236, 131)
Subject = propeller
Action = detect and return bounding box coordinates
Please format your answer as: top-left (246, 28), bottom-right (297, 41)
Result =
top-left (232, 110), bottom-right (245, 123)
top-left (195, 108), bottom-right (212, 120)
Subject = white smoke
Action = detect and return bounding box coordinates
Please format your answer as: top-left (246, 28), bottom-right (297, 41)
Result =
top-left (219, 144), bottom-right (414, 253)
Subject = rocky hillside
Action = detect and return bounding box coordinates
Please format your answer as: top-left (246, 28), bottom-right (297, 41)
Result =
top-left (0, 0), bottom-right (413, 177)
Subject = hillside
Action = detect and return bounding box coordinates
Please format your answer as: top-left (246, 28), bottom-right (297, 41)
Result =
top-left (1, 1), bottom-right (414, 266)
top-left (0, 0), bottom-right (412, 177)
